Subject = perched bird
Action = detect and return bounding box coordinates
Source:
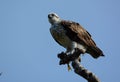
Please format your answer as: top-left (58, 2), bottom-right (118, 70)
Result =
top-left (48, 13), bottom-right (104, 71)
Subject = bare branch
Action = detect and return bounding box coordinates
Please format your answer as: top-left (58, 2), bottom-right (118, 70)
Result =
top-left (72, 59), bottom-right (100, 82)
top-left (57, 48), bottom-right (100, 82)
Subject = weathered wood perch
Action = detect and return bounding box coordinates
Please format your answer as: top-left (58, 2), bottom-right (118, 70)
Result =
top-left (57, 48), bottom-right (100, 82)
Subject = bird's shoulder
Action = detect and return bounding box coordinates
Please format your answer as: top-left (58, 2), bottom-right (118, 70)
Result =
top-left (60, 20), bottom-right (96, 46)
top-left (60, 20), bottom-right (88, 36)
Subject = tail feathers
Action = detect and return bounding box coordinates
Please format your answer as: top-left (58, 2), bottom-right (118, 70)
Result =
top-left (87, 46), bottom-right (104, 59)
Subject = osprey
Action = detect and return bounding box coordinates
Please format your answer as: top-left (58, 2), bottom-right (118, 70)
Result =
top-left (48, 13), bottom-right (104, 70)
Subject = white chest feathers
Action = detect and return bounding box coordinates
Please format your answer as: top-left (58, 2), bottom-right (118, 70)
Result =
top-left (50, 25), bottom-right (72, 48)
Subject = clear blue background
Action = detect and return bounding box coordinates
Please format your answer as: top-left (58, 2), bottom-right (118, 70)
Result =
top-left (0, 0), bottom-right (120, 82)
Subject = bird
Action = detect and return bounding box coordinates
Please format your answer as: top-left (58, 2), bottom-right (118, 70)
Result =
top-left (48, 13), bottom-right (104, 71)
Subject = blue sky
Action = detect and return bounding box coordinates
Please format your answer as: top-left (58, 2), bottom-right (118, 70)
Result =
top-left (0, 0), bottom-right (120, 82)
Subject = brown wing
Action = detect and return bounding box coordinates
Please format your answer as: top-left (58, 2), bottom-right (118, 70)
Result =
top-left (60, 20), bottom-right (104, 58)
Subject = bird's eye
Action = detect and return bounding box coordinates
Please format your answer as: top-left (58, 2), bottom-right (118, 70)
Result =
top-left (51, 14), bottom-right (54, 16)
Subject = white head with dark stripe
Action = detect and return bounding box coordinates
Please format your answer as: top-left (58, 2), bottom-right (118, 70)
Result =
top-left (48, 13), bottom-right (61, 25)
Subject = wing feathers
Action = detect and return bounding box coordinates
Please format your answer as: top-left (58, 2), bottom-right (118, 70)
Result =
top-left (60, 20), bottom-right (104, 58)
top-left (87, 46), bottom-right (104, 58)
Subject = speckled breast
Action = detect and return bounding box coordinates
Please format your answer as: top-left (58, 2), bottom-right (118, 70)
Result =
top-left (50, 25), bottom-right (72, 48)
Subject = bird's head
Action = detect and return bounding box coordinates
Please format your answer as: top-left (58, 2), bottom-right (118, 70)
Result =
top-left (48, 13), bottom-right (61, 25)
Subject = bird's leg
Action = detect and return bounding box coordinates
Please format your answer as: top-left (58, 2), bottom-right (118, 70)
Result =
top-left (58, 48), bottom-right (81, 62)
top-left (58, 42), bottom-right (81, 71)
top-left (66, 48), bottom-right (82, 71)
top-left (58, 48), bottom-right (81, 71)
top-left (66, 41), bottom-right (80, 58)
top-left (58, 51), bottom-right (71, 71)
top-left (66, 48), bottom-right (75, 55)
top-left (65, 48), bottom-right (76, 71)
top-left (66, 48), bottom-right (81, 60)
top-left (67, 63), bottom-right (72, 71)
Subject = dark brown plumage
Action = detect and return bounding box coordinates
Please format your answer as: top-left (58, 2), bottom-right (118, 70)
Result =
top-left (60, 20), bottom-right (104, 58)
